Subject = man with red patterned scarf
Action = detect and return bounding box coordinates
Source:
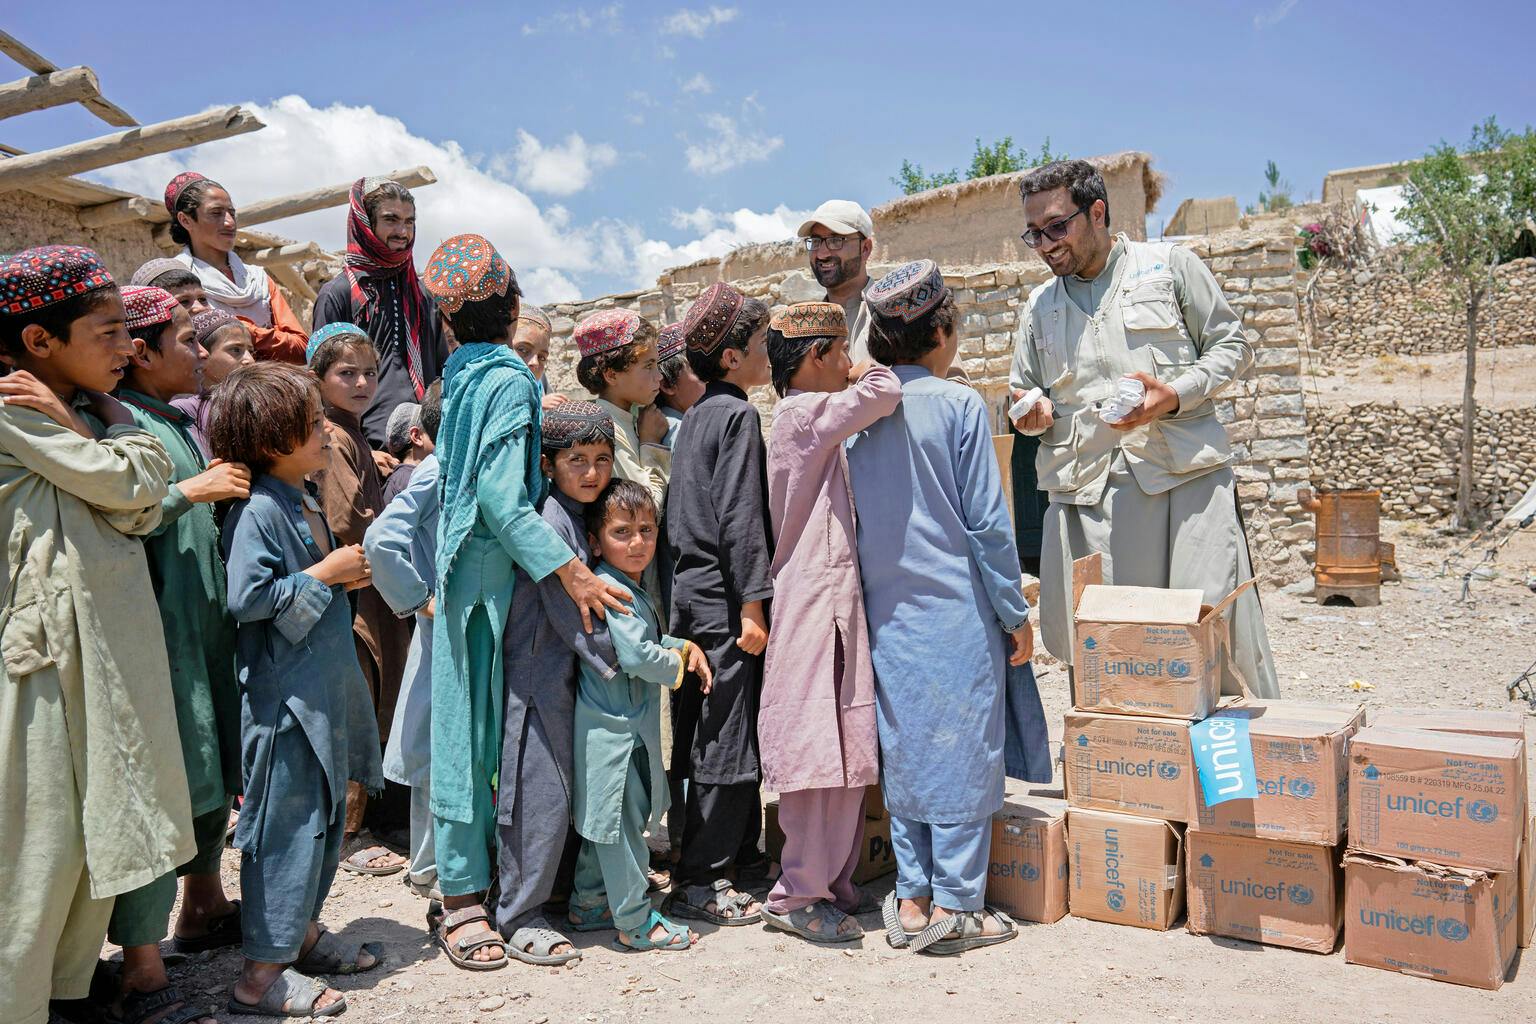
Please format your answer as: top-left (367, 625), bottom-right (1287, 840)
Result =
top-left (314, 178), bottom-right (449, 448)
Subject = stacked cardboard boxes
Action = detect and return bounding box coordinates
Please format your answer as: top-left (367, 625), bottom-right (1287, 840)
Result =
top-left (1344, 721), bottom-right (1528, 989)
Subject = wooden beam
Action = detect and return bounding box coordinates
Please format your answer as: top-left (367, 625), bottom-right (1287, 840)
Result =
top-left (238, 165), bottom-right (438, 226)
top-left (242, 242), bottom-right (324, 266)
top-left (0, 67), bottom-right (101, 121)
top-left (75, 194), bottom-right (157, 228)
top-left (266, 262), bottom-right (317, 309)
top-left (0, 32), bottom-right (135, 126)
top-left (0, 106), bottom-right (264, 193)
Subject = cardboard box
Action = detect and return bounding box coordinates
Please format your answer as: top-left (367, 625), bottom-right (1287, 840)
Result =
top-left (1067, 808), bottom-right (1184, 930)
top-left (1071, 554), bottom-right (1248, 720)
top-left (1344, 852), bottom-right (1519, 990)
top-left (1065, 712), bottom-right (1191, 822)
top-left (863, 783), bottom-right (888, 821)
top-left (988, 796), bottom-right (1069, 924)
top-left (1370, 707), bottom-right (1528, 741)
top-left (1348, 726), bottom-right (1526, 873)
top-left (1522, 811), bottom-right (1535, 948)
top-left (1186, 832), bottom-right (1342, 953)
top-left (764, 798), bottom-right (896, 885)
top-left (1188, 701), bottom-right (1363, 845)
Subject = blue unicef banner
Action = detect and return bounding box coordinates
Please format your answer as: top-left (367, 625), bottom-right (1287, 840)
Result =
top-left (1189, 714), bottom-right (1258, 805)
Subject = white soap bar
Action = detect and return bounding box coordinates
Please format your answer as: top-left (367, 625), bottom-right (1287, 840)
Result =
top-left (1099, 377), bottom-right (1146, 424)
top-left (1009, 387), bottom-right (1044, 422)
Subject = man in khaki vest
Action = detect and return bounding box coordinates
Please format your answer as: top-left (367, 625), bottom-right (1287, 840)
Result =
top-left (797, 200), bottom-right (874, 362)
top-left (1009, 160), bottom-right (1279, 699)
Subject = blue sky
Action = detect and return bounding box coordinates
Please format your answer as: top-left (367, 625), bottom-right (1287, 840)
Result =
top-left (6, 1), bottom-right (1535, 301)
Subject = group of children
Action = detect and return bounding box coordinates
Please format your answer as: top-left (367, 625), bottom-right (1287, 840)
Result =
top-left (1, 228), bottom-right (1044, 1023)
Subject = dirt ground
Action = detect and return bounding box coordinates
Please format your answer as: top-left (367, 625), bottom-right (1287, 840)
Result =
top-left (81, 519), bottom-right (1536, 1024)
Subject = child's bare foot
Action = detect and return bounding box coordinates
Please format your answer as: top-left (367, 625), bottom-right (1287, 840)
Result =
top-left (897, 895), bottom-right (931, 934)
top-left (116, 947), bottom-right (218, 1024)
top-left (926, 904), bottom-right (1010, 937)
top-left (340, 831), bottom-right (407, 874)
top-left (173, 872), bottom-right (238, 942)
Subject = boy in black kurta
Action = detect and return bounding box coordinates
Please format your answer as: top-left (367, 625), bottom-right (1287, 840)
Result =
top-left (663, 283), bottom-right (775, 926)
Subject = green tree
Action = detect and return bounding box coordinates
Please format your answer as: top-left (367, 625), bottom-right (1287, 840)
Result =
top-left (1247, 159), bottom-right (1293, 214)
top-left (1397, 117), bottom-right (1536, 525)
top-left (892, 137), bottom-right (1066, 195)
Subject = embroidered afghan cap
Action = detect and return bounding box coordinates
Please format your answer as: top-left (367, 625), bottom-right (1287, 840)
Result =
top-left (129, 257), bottom-right (187, 287)
top-left (574, 309), bottom-right (645, 358)
top-left (164, 171), bottom-right (210, 214)
top-left (517, 304), bottom-right (552, 332)
top-left (770, 301), bottom-right (847, 340)
top-left (121, 286), bottom-right (180, 332)
top-left (306, 320), bottom-right (369, 365)
top-left (422, 233), bottom-right (513, 314)
top-left (657, 322), bottom-right (685, 362)
top-left (0, 245), bottom-right (115, 316)
top-left (191, 308), bottom-right (240, 349)
top-left (542, 399), bottom-right (615, 449)
top-left (682, 281), bottom-right (746, 355)
top-left (863, 258), bottom-right (949, 324)
top-left (385, 402), bottom-right (421, 454)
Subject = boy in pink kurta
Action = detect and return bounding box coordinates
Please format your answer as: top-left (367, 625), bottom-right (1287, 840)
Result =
top-left (759, 302), bottom-right (901, 944)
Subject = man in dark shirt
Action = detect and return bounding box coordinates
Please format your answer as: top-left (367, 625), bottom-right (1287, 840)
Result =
top-left (314, 178), bottom-right (448, 447)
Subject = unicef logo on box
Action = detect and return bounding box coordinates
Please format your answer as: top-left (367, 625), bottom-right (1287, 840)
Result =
top-left (1468, 800), bottom-right (1499, 824)
top-left (1437, 918), bottom-right (1470, 943)
top-left (1287, 778), bottom-right (1316, 799)
top-left (1157, 761), bottom-right (1181, 781)
top-left (1287, 885), bottom-right (1314, 906)
top-left (1167, 660), bottom-right (1191, 678)
top-left (1106, 890), bottom-right (1125, 912)
top-left (1021, 863), bottom-right (1039, 882)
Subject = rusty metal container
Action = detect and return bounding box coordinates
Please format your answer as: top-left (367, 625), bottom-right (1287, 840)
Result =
top-left (1299, 488), bottom-right (1382, 606)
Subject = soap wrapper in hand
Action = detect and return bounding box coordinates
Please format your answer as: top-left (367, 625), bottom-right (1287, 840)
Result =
top-left (1098, 377), bottom-right (1146, 424)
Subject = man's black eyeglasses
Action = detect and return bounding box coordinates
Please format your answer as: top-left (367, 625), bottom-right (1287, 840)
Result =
top-left (802, 234), bottom-right (858, 253)
top-left (1020, 207), bottom-right (1086, 249)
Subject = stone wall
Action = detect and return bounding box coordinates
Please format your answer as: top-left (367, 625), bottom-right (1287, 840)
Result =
top-left (542, 228), bottom-right (1314, 582)
top-left (1304, 257), bottom-right (1536, 360)
top-left (1308, 402), bottom-right (1536, 520)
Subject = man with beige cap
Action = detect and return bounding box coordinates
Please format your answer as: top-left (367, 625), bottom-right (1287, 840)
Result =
top-left (797, 200), bottom-right (875, 362)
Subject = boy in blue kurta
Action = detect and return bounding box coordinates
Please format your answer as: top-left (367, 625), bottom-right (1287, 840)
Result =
top-left (420, 235), bottom-right (631, 971)
top-left (846, 260), bottom-right (1033, 957)
top-left (574, 481), bottom-right (711, 951)
top-left (214, 362), bottom-right (384, 1016)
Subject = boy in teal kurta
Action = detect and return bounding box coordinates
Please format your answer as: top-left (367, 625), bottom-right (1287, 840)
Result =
top-left (420, 234), bottom-right (631, 970)
top-left (104, 287), bottom-right (253, 1023)
top-left (572, 480), bottom-right (711, 951)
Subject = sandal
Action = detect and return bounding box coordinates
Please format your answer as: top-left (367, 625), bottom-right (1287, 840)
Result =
top-left (114, 985), bottom-right (214, 1024)
top-left (646, 866), bottom-right (672, 892)
top-left (839, 886), bottom-right (880, 916)
top-left (172, 900), bottom-right (242, 954)
top-left (339, 833), bottom-right (405, 876)
top-left (616, 909), bottom-right (694, 952)
top-left (508, 916), bottom-right (582, 966)
top-left (402, 875), bottom-right (440, 901)
top-left (762, 900), bottom-right (863, 945)
top-left (435, 905), bottom-right (508, 971)
top-left (882, 891), bottom-right (923, 949)
top-left (566, 902), bottom-right (614, 932)
top-left (911, 907), bottom-right (1017, 956)
top-left (664, 879), bottom-right (761, 926)
top-left (227, 968), bottom-right (346, 1018)
top-left (293, 926), bottom-right (383, 976)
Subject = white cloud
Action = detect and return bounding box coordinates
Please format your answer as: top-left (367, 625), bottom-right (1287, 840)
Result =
top-left (624, 204), bottom-right (810, 288)
top-left (660, 6), bottom-right (738, 37)
top-left (680, 72), bottom-right (712, 95)
top-left (522, 4), bottom-right (622, 36)
top-left (512, 130), bottom-right (618, 196)
top-left (1253, 0), bottom-right (1298, 29)
top-left (683, 113), bottom-right (783, 175)
top-left (522, 268), bottom-right (582, 304)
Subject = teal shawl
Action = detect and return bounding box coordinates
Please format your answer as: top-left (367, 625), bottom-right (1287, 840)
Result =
top-left (435, 341), bottom-right (545, 583)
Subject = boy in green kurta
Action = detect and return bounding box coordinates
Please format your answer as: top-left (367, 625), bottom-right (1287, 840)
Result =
top-left (0, 247), bottom-right (194, 1024)
top-left (420, 234), bottom-right (631, 970)
top-left (102, 286), bottom-right (253, 1024)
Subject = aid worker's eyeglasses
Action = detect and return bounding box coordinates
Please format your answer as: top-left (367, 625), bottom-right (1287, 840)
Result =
top-left (803, 233), bottom-right (856, 253)
top-left (1020, 207), bottom-right (1086, 249)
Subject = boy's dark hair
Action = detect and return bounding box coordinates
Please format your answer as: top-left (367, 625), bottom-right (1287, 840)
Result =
top-left (363, 180), bottom-right (415, 227)
top-left (767, 328), bottom-right (840, 398)
top-left (169, 178), bottom-right (228, 247)
top-left (309, 333), bottom-right (377, 380)
top-left (542, 429), bottom-right (615, 464)
top-left (575, 321), bottom-right (658, 394)
top-left (129, 319), bottom-right (174, 354)
top-left (149, 268), bottom-right (202, 292)
top-left (0, 286), bottom-right (120, 361)
top-left (686, 296), bottom-right (769, 384)
top-left (419, 379), bottom-right (443, 444)
top-left (1017, 159), bottom-right (1111, 229)
top-left (585, 478), bottom-right (657, 539)
top-left (441, 284), bottom-right (523, 345)
top-left (207, 362), bottom-right (319, 474)
top-left (868, 290), bottom-right (957, 365)
top-left (658, 351), bottom-right (689, 393)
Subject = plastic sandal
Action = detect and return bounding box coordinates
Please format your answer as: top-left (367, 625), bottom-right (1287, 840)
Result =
top-left (171, 900), bottom-right (242, 954)
top-left (227, 968), bottom-right (346, 1018)
top-left (616, 910), bottom-right (694, 952)
top-left (912, 907), bottom-right (1018, 956)
top-left (566, 901), bottom-right (615, 932)
top-left (508, 917), bottom-right (582, 966)
top-left (664, 879), bottom-right (761, 926)
top-left (761, 900), bottom-right (863, 944)
top-left (117, 985), bottom-right (213, 1024)
top-left (882, 890), bottom-right (922, 949)
top-left (293, 927), bottom-right (383, 976)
